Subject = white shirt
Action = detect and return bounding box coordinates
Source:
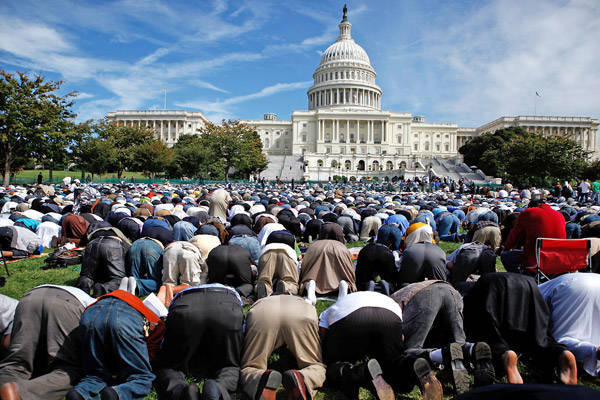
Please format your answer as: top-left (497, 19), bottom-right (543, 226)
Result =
top-left (0, 294), bottom-right (18, 336)
top-left (580, 181), bottom-right (591, 193)
top-left (319, 291), bottom-right (402, 329)
top-left (539, 273), bottom-right (600, 376)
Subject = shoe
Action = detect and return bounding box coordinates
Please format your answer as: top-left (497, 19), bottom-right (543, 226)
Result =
top-left (366, 359), bottom-right (395, 400)
top-left (0, 382), bottom-right (21, 400)
top-left (275, 279), bottom-right (287, 295)
top-left (255, 370), bottom-right (282, 400)
top-left (470, 342), bottom-right (495, 387)
top-left (202, 379), bottom-right (220, 400)
top-left (413, 358), bottom-right (443, 400)
top-left (256, 281), bottom-right (268, 299)
top-left (65, 389), bottom-right (85, 400)
top-left (99, 386), bottom-right (119, 400)
top-left (305, 280), bottom-right (317, 305)
top-left (337, 280), bottom-right (348, 300)
top-left (282, 370), bottom-right (310, 400)
top-left (442, 343), bottom-right (470, 394)
top-left (50, 235), bottom-right (59, 249)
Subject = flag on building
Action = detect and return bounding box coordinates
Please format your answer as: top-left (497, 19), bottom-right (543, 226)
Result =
top-left (536, 91), bottom-right (541, 97)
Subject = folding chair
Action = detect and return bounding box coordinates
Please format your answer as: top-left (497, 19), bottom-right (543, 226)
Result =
top-left (527, 238), bottom-right (592, 284)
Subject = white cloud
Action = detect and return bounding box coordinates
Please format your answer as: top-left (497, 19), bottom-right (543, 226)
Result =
top-left (177, 80), bottom-right (313, 121)
top-left (380, 0), bottom-right (600, 126)
top-left (75, 92), bottom-right (94, 100)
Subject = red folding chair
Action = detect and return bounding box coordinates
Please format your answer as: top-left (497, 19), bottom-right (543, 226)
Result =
top-left (528, 238), bottom-right (592, 283)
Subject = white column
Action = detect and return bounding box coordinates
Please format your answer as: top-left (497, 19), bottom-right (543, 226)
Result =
top-left (346, 119), bottom-right (350, 143)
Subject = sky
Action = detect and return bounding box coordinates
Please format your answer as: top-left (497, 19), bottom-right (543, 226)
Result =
top-left (0, 0), bottom-right (598, 127)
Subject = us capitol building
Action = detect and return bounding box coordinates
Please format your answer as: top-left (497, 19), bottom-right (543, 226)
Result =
top-left (107, 7), bottom-right (598, 182)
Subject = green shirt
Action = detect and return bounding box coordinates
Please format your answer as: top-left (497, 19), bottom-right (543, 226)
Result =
top-left (592, 181), bottom-right (600, 193)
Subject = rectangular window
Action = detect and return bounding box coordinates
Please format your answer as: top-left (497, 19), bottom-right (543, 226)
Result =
top-left (303, 123), bottom-right (307, 127)
top-left (445, 144), bottom-right (450, 151)
top-left (302, 135), bottom-right (307, 142)
top-left (397, 136), bottom-right (402, 144)
top-left (414, 143), bottom-right (419, 151)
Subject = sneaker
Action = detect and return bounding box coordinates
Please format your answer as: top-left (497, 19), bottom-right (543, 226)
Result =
top-left (470, 342), bottom-right (495, 387)
top-left (413, 358), bottom-right (443, 400)
top-left (282, 370), bottom-right (310, 400)
top-left (337, 280), bottom-right (348, 300)
top-left (305, 280), bottom-right (317, 305)
top-left (256, 281), bottom-right (268, 299)
top-left (255, 370), bottom-right (282, 400)
top-left (366, 359), bottom-right (395, 400)
top-left (442, 343), bottom-right (470, 394)
top-left (65, 389), bottom-right (85, 400)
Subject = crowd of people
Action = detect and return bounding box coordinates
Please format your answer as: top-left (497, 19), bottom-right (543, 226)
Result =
top-left (0, 178), bottom-right (600, 400)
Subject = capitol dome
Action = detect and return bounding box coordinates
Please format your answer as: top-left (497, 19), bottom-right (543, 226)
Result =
top-left (308, 6), bottom-right (382, 111)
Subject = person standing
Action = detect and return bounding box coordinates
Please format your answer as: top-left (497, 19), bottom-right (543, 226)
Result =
top-left (579, 179), bottom-right (591, 203)
top-left (37, 172), bottom-right (43, 185)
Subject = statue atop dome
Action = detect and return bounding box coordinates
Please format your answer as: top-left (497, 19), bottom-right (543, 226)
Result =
top-left (342, 4), bottom-right (348, 22)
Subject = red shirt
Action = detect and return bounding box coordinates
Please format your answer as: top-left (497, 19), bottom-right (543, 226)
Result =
top-left (504, 204), bottom-right (566, 267)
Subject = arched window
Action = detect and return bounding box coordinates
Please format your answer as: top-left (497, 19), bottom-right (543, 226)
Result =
top-left (345, 160), bottom-right (352, 170)
top-left (372, 161), bottom-right (380, 171)
top-left (357, 160), bottom-right (365, 171)
top-left (331, 160), bottom-right (338, 168)
top-left (317, 159), bottom-right (323, 167)
top-left (264, 138), bottom-right (270, 148)
top-left (386, 161), bottom-right (393, 170)
top-left (399, 161), bottom-right (407, 169)
top-left (397, 136), bottom-right (402, 144)
top-left (424, 142), bottom-right (430, 151)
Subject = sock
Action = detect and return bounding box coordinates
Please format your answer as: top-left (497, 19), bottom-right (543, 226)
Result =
top-left (128, 276), bottom-right (137, 295)
top-left (118, 277), bottom-right (128, 291)
top-left (430, 349), bottom-right (443, 364)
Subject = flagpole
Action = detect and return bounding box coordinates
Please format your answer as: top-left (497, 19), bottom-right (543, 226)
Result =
top-left (164, 88), bottom-right (167, 110)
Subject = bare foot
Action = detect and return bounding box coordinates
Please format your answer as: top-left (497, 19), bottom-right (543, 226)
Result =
top-left (157, 285), bottom-right (168, 307)
top-left (165, 283), bottom-right (174, 305)
top-left (502, 350), bottom-right (523, 384)
top-left (558, 350), bottom-right (578, 385)
top-left (0, 382), bottom-right (21, 400)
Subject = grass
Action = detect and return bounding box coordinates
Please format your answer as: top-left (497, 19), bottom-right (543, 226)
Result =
top-left (12, 169), bottom-right (149, 184)
top-left (0, 240), bottom-right (596, 399)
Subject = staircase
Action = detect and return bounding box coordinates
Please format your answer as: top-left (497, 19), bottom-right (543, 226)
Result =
top-left (260, 155), bottom-right (305, 181)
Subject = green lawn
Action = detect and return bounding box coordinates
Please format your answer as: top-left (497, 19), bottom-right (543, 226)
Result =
top-left (11, 169), bottom-right (149, 184)
top-left (0, 241), bottom-right (597, 399)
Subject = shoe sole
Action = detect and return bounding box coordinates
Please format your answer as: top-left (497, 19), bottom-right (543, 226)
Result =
top-left (259, 371), bottom-right (282, 400)
top-left (447, 343), bottom-right (470, 394)
top-left (472, 342), bottom-right (495, 387)
top-left (282, 370), bottom-right (309, 400)
top-left (414, 359), bottom-right (443, 400)
top-left (367, 359), bottom-right (395, 400)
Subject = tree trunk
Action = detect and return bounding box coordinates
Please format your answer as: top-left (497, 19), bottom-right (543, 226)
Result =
top-left (81, 170), bottom-right (85, 179)
top-left (49, 165), bottom-right (54, 181)
top-left (117, 169), bottom-right (123, 179)
top-left (3, 156), bottom-right (11, 187)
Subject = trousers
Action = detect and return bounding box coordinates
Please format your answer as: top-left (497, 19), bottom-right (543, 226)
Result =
top-left (154, 289), bottom-right (244, 400)
top-left (240, 295), bottom-right (326, 399)
top-left (402, 284), bottom-right (466, 354)
top-left (0, 287), bottom-right (83, 400)
top-left (73, 297), bottom-right (154, 400)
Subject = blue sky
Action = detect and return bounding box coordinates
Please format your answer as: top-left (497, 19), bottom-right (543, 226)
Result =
top-left (0, 0), bottom-right (598, 127)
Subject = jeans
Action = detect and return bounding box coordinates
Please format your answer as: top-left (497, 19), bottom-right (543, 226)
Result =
top-left (565, 222), bottom-right (582, 239)
top-left (437, 213), bottom-right (460, 242)
top-left (74, 297), bottom-right (154, 400)
top-left (500, 249), bottom-right (523, 273)
top-left (128, 238), bottom-right (164, 296)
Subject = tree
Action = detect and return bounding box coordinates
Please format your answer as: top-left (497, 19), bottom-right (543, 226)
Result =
top-left (199, 120), bottom-right (268, 180)
top-left (167, 134), bottom-right (216, 179)
top-left (460, 127), bottom-right (589, 186)
top-left (72, 133), bottom-right (114, 178)
top-left (134, 139), bottom-right (174, 178)
top-left (0, 71), bottom-right (76, 186)
top-left (93, 120), bottom-right (155, 179)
